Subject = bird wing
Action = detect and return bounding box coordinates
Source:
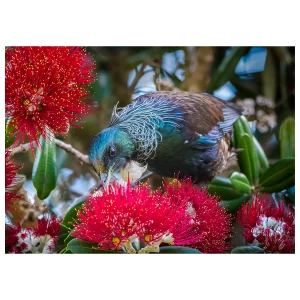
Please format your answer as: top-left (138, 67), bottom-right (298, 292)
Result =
top-left (136, 91), bottom-right (242, 149)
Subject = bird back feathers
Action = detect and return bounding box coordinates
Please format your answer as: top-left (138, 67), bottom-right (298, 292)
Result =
top-left (108, 91), bottom-right (242, 163)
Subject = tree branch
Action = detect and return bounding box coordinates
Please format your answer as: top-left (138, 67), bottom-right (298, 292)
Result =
top-left (129, 63), bottom-right (147, 91)
top-left (10, 138), bottom-right (90, 165)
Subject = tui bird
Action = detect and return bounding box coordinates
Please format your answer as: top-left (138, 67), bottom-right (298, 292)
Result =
top-left (89, 91), bottom-right (242, 185)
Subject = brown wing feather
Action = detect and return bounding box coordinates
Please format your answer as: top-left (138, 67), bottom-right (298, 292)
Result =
top-left (136, 91), bottom-right (242, 143)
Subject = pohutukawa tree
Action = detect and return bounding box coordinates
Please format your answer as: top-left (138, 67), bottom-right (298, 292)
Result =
top-left (5, 46), bottom-right (295, 254)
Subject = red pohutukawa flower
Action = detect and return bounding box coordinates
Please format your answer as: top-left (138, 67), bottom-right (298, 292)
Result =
top-left (164, 179), bottom-right (233, 253)
top-left (72, 180), bottom-right (232, 253)
top-left (5, 216), bottom-right (61, 254)
top-left (237, 194), bottom-right (295, 253)
top-left (5, 150), bottom-right (22, 210)
top-left (5, 46), bottom-right (95, 147)
top-left (72, 183), bottom-right (198, 253)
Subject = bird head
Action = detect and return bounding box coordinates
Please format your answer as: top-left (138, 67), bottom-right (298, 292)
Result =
top-left (89, 127), bottom-right (135, 185)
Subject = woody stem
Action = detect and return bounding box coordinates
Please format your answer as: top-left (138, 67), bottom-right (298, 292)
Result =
top-left (9, 138), bottom-right (90, 165)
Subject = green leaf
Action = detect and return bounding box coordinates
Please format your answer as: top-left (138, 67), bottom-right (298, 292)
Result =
top-left (234, 115), bottom-right (253, 137)
top-left (260, 175), bottom-right (295, 193)
top-left (158, 246), bottom-right (202, 254)
top-left (262, 49), bottom-right (277, 101)
top-left (259, 158), bottom-right (295, 192)
top-left (233, 116), bottom-right (259, 185)
top-left (56, 223), bottom-right (70, 250)
top-left (32, 136), bottom-right (57, 200)
top-left (62, 200), bottom-right (85, 230)
top-left (230, 172), bottom-right (251, 194)
top-left (237, 133), bottom-right (259, 185)
top-left (220, 195), bottom-right (251, 213)
top-left (208, 47), bottom-right (249, 92)
top-left (60, 200), bottom-right (86, 246)
top-left (62, 249), bottom-right (73, 254)
top-left (253, 136), bottom-right (269, 174)
top-left (231, 246), bottom-right (264, 254)
top-left (5, 119), bottom-right (16, 148)
top-left (279, 117), bottom-right (295, 158)
top-left (208, 176), bottom-right (244, 200)
top-left (67, 239), bottom-right (125, 254)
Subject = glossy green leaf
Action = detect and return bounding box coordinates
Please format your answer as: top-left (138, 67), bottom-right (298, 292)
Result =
top-left (234, 115), bottom-right (253, 138)
top-left (262, 49), bottom-right (277, 101)
top-left (5, 119), bottom-right (16, 148)
top-left (253, 136), bottom-right (269, 174)
top-left (61, 200), bottom-right (86, 246)
top-left (237, 133), bottom-right (258, 185)
top-left (233, 118), bottom-right (247, 148)
top-left (56, 223), bottom-right (70, 251)
top-left (208, 47), bottom-right (249, 92)
top-left (220, 195), bottom-right (251, 213)
top-left (231, 246), bottom-right (264, 254)
top-left (259, 158), bottom-right (295, 192)
top-left (208, 176), bottom-right (244, 200)
top-left (260, 175), bottom-right (295, 193)
top-left (32, 136), bottom-right (57, 200)
top-left (279, 117), bottom-right (295, 158)
top-left (230, 172), bottom-right (251, 194)
top-left (62, 200), bottom-right (85, 230)
top-left (158, 246), bottom-right (202, 254)
top-left (67, 239), bottom-right (125, 254)
top-left (233, 116), bottom-right (259, 185)
top-left (62, 249), bottom-right (72, 254)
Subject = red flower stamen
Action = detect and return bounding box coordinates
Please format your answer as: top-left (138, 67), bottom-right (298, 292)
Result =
top-left (5, 46), bottom-right (95, 148)
top-left (163, 179), bottom-right (233, 253)
top-left (5, 150), bottom-right (22, 211)
top-left (72, 179), bottom-right (233, 253)
top-left (5, 216), bottom-right (60, 254)
top-left (237, 194), bottom-right (295, 253)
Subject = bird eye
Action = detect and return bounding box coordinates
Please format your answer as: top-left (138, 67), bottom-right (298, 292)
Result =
top-left (109, 145), bottom-right (116, 157)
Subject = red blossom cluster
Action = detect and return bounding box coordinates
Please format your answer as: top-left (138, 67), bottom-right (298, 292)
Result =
top-left (5, 46), bottom-right (95, 215)
top-left (5, 150), bottom-right (22, 211)
top-left (5, 216), bottom-right (61, 254)
top-left (237, 194), bottom-right (295, 253)
top-left (165, 180), bottom-right (233, 253)
top-left (5, 46), bottom-right (95, 147)
top-left (72, 179), bottom-right (232, 253)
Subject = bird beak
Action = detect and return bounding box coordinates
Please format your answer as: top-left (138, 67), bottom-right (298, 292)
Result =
top-left (100, 173), bottom-right (108, 183)
top-left (104, 166), bottom-right (114, 188)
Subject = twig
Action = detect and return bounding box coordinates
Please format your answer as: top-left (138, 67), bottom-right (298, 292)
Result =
top-left (68, 181), bottom-right (102, 208)
top-left (10, 138), bottom-right (90, 165)
top-left (153, 60), bottom-right (161, 91)
top-left (129, 63), bottom-right (147, 91)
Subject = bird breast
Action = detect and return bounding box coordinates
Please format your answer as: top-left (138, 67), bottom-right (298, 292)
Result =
top-left (120, 160), bottom-right (148, 182)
